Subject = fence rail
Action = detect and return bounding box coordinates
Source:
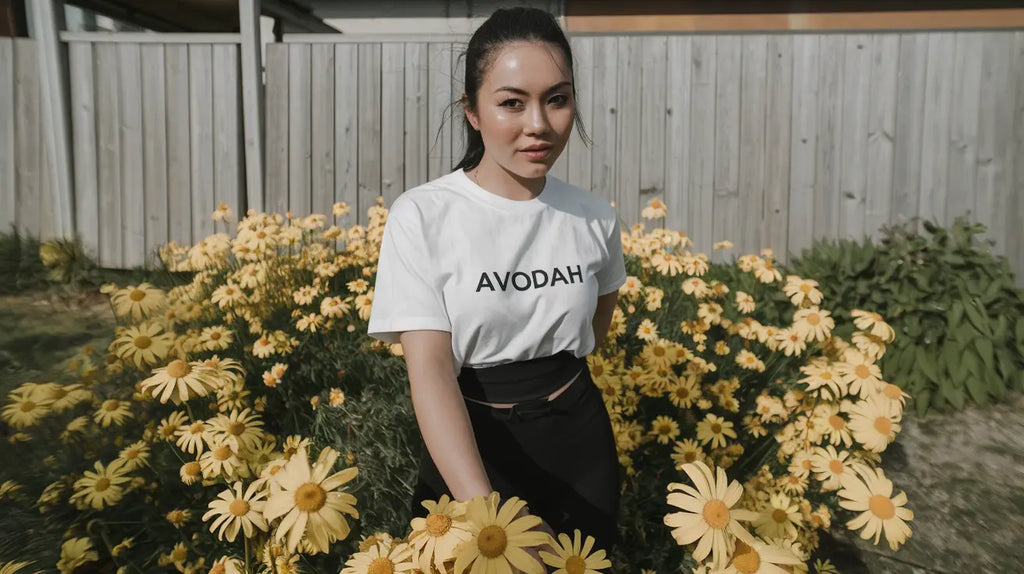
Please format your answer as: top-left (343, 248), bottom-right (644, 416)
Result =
top-left (1, 30), bottom-right (1022, 279)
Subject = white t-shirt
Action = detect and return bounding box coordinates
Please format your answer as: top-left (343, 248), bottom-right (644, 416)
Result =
top-left (366, 168), bottom-right (627, 373)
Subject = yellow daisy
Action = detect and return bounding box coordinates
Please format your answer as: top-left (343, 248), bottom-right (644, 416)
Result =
top-left (199, 442), bottom-right (245, 479)
top-left (341, 539), bottom-right (416, 574)
top-left (722, 538), bottom-right (802, 574)
top-left (798, 357), bottom-right (847, 399)
top-left (157, 411), bottom-right (189, 442)
top-left (140, 359), bottom-right (221, 404)
top-left (782, 276), bottom-right (822, 307)
top-left (640, 340), bottom-right (674, 371)
top-left (166, 509), bottom-right (191, 528)
top-left (207, 408), bottom-right (265, 454)
top-left (650, 416), bottom-right (681, 445)
top-left (0, 480), bottom-right (21, 501)
top-left (837, 464), bottom-right (913, 550)
top-left (670, 439), bottom-right (706, 469)
top-left (70, 459), bottom-right (131, 509)
top-left (208, 557), bottom-right (244, 574)
top-left (651, 252), bottom-right (684, 276)
top-left (836, 349), bottom-right (885, 398)
top-left (752, 492), bottom-right (802, 540)
top-left (851, 331), bottom-right (887, 361)
top-left (539, 528), bottom-right (611, 574)
top-left (407, 494), bottom-right (473, 572)
top-left (791, 307), bottom-right (834, 343)
top-left (666, 378), bottom-right (701, 409)
top-left (109, 283), bottom-right (166, 321)
top-left (774, 329), bottom-right (807, 357)
top-left (56, 537), bottom-right (98, 574)
top-left (179, 461), bottom-right (203, 485)
top-left (696, 414), bottom-right (736, 449)
top-left (620, 276), bottom-right (643, 299)
top-left (2, 391), bottom-right (51, 429)
top-left (211, 282), bottom-right (246, 309)
top-left (734, 291), bottom-right (755, 314)
top-left (636, 319), bottom-right (659, 342)
top-left (453, 492), bottom-right (552, 574)
top-left (110, 322), bottom-right (174, 369)
top-left (645, 287), bottom-right (665, 311)
top-left (354, 291), bottom-right (374, 321)
top-left (320, 296), bottom-right (352, 318)
top-left (810, 446), bottom-right (850, 491)
top-left (199, 326), bottom-right (234, 351)
top-left (263, 446), bottom-right (359, 552)
top-left (851, 310), bottom-right (895, 343)
top-left (117, 441), bottom-right (150, 471)
top-left (93, 399), bottom-right (133, 428)
top-left (45, 384), bottom-right (92, 413)
top-left (847, 396), bottom-right (900, 453)
top-left (177, 420), bottom-right (211, 455)
top-left (641, 198), bottom-right (668, 220)
top-left (202, 480), bottom-right (269, 542)
top-left (663, 461), bottom-right (758, 568)
top-left (735, 350), bottom-right (765, 373)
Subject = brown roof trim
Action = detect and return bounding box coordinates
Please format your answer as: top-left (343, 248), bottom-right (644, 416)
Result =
top-left (566, 8), bottom-right (1024, 33)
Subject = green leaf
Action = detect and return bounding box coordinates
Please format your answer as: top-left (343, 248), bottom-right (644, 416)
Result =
top-left (988, 369), bottom-right (1007, 401)
top-left (974, 338), bottom-right (995, 371)
top-left (916, 346), bottom-right (940, 384)
top-left (963, 300), bottom-right (992, 337)
top-left (947, 382), bottom-right (966, 409)
top-left (1015, 316), bottom-right (1024, 345)
top-left (948, 301), bottom-right (965, 331)
top-left (997, 349), bottom-right (1017, 379)
top-left (914, 389), bottom-right (931, 417)
top-left (965, 372), bottom-right (989, 405)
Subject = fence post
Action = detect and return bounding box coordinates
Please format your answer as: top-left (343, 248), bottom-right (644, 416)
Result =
top-left (240, 0), bottom-right (265, 214)
top-left (27, 0), bottom-right (74, 240)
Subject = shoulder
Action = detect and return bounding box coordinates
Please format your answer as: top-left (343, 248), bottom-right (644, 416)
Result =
top-left (546, 176), bottom-right (618, 224)
top-left (387, 171), bottom-right (465, 225)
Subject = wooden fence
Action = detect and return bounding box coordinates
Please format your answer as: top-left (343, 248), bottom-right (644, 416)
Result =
top-left (266, 31), bottom-right (1024, 275)
top-left (1, 30), bottom-right (1023, 277)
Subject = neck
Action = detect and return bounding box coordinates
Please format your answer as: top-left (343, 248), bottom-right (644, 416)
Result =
top-left (470, 157), bottom-right (546, 201)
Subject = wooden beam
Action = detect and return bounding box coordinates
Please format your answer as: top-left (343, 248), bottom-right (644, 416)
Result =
top-left (59, 32), bottom-right (242, 43)
top-left (566, 9), bottom-right (1024, 33)
top-left (239, 0), bottom-right (264, 213)
top-left (261, 0), bottom-right (338, 34)
top-left (28, 0), bottom-right (74, 239)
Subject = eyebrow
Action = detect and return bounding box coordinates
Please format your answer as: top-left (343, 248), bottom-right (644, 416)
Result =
top-left (493, 81), bottom-right (572, 95)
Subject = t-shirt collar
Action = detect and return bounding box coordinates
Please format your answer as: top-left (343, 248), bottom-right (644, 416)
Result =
top-left (455, 168), bottom-right (550, 213)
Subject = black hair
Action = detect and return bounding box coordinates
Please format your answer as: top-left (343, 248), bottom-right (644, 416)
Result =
top-left (452, 7), bottom-right (590, 172)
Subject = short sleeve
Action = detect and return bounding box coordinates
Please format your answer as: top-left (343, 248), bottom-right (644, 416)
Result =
top-left (366, 201), bottom-right (451, 344)
top-left (595, 217), bottom-right (627, 296)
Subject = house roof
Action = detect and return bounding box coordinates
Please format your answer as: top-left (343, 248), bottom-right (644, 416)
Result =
top-left (65, 0), bottom-right (339, 33)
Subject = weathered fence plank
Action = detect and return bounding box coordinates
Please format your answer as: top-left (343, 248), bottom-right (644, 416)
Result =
top-left (866, 34), bottom-right (899, 241)
top-left (311, 43), bottom-right (335, 218)
top-left (165, 44), bottom-right (192, 245)
top-left (118, 43), bottom-right (146, 267)
top-left (141, 44), bottom-right (169, 260)
top-left (189, 44), bottom-right (215, 240)
top-left (67, 41), bottom-right (99, 257)
top-left (0, 39), bottom-right (14, 235)
top-left (94, 42), bottom-right (121, 267)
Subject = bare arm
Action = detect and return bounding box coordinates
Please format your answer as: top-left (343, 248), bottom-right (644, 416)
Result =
top-left (592, 290), bottom-right (619, 349)
top-left (399, 330), bottom-right (493, 503)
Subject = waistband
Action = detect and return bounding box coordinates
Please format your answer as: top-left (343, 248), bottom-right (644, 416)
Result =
top-left (457, 351), bottom-right (587, 404)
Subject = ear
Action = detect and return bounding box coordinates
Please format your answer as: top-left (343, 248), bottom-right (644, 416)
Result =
top-left (462, 94), bottom-right (480, 131)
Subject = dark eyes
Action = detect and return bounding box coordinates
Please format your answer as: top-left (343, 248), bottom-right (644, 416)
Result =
top-left (499, 94), bottom-right (570, 108)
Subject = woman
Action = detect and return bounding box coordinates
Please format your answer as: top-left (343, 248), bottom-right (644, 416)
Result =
top-left (366, 7), bottom-right (626, 555)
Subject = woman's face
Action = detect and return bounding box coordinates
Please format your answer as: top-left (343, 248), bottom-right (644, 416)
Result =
top-left (465, 41), bottom-right (575, 181)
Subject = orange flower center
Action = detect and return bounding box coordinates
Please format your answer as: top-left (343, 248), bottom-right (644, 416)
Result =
top-left (20, 401), bottom-right (35, 412)
top-left (829, 415), bottom-right (846, 430)
top-left (477, 525), bottom-right (507, 558)
top-left (772, 508), bottom-right (789, 524)
top-left (129, 289), bottom-right (146, 302)
top-left (732, 540), bottom-right (761, 573)
top-left (229, 499), bottom-right (250, 516)
top-left (189, 422), bottom-right (204, 434)
top-left (855, 364), bottom-right (871, 379)
top-left (702, 500), bottom-right (730, 529)
top-left (133, 335), bottom-right (152, 349)
top-left (710, 423), bottom-right (722, 434)
top-left (869, 494), bottom-right (896, 519)
top-left (565, 556), bottom-right (588, 574)
top-left (806, 313), bottom-right (821, 326)
top-left (183, 462), bottom-right (201, 476)
top-left (167, 360), bottom-right (190, 379)
top-left (874, 417), bottom-right (893, 435)
top-left (228, 421), bottom-right (246, 436)
top-left (829, 459), bottom-right (845, 474)
top-left (210, 332), bottom-right (221, 340)
top-left (102, 399), bottom-right (120, 411)
top-left (125, 449), bottom-right (139, 459)
top-left (94, 478), bottom-right (111, 492)
top-left (799, 284), bottom-right (812, 293)
top-left (367, 558), bottom-right (394, 574)
top-left (214, 445), bottom-right (233, 461)
top-left (294, 483), bottom-right (326, 512)
top-left (426, 513), bottom-right (452, 536)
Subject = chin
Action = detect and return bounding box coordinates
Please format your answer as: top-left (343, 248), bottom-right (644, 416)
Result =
top-left (515, 161), bottom-right (552, 179)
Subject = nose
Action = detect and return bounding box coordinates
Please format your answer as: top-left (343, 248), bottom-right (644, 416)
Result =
top-left (524, 103), bottom-right (551, 135)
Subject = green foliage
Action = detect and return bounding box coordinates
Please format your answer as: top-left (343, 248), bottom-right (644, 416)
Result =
top-left (0, 229), bottom-right (49, 294)
top-left (787, 217), bottom-right (1024, 415)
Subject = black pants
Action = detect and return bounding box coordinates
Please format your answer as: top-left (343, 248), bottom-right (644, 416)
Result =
top-left (409, 361), bottom-right (621, 553)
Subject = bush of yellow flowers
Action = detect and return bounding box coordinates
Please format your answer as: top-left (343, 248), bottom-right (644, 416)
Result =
top-left (0, 198), bottom-right (914, 574)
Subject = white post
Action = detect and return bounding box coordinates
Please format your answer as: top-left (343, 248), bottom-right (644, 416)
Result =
top-left (28, 0), bottom-right (74, 239)
top-left (240, 0), bottom-right (265, 214)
